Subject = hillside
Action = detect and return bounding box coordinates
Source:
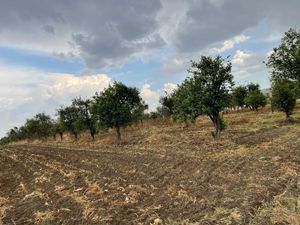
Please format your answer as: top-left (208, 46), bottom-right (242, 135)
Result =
top-left (1, 104), bottom-right (300, 225)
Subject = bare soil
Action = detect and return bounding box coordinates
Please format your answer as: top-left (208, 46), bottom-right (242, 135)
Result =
top-left (1, 107), bottom-right (300, 225)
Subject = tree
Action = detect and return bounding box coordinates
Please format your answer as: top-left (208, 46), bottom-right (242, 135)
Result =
top-left (6, 126), bottom-right (24, 142)
top-left (57, 105), bottom-right (83, 140)
top-left (156, 106), bottom-right (171, 118)
top-left (244, 86), bottom-right (267, 111)
top-left (266, 29), bottom-right (300, 87)
top-left (247, 83), bottom-right (260, 92)
top-left (71, 98), bottom-right (98, 140)
top-left (91, 82), bottom-right (145, 141)
top-left (173, 56), bottom-right (234, 138)
top-left (132, 101), bottom-right (148, 125)
top-left (24, 113), bottom-right (54, 139)
top-left (52, 119), bottom-right (64, 140)
top-left (159, 93), bottom-right (174, 116)
top-left (271, 79), bottom-right (297, 118)
top-left (231, 85), bottom-right (247, 109)
top-left (172, 79), bottom-right (201, 125)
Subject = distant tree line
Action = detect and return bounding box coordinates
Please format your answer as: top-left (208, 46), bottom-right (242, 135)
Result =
top-left (1, 82), bottom-right (148, 144)
top-left (1, 28), bottom-right (299, 145)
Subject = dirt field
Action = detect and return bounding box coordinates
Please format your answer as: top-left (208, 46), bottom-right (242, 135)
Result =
top-left (1, 106), bottom-right (300, 225)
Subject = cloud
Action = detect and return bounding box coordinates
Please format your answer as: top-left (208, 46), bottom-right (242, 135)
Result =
top-left (232, 50), bottom-right (267, 78)
top-left (163, 83), bottom-right (177, 94)
top-left (0, 64), bottom-right (111, 137)
top-left (46, 73), bottom-right (111, 102)
top-left (140, 84), bottom-right (160, 111)
top-left (0, 0), bottom-right (164, 69)
top-left (172, 0), bottom-right (300, 54)
top-left (212, 35), bottom-right (249, 53)
top-left (43, 25), bottom-right (55, 34)
top-left (1, 0), bottom-right (300, 71)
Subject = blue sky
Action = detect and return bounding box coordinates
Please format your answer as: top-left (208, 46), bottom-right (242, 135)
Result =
top-left (0, 0), bottom-right (299, 137)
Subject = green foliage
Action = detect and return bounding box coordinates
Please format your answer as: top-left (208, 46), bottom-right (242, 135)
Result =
top-left (271, 79), bottom-right (297, 118)
top-left (211, 117), bottom-right (227, 138)
top-left (57, 105), bottom-right (84, 139)
top-left (1, 114), bottom-right (54, 144)
top-left (231, 85), bottom-right (248, 108)
top-left (172, 79), bottom-right (201, 124)
top-left (0, 136), bottom-right (9, 145)
top-left (173, 55), bottom-right (234, 138)
top-left (71, 97), bottom-right (98, 139)
top-left (23, 113), bottom-right (54, 140)
top-left (51, 119), bottom-right (65, 140)
top-left (266, 28), bottom-right (300, 83)
top-left (132, 101), bottom-right (148, 123)
top-left (244, 87), bottom-right (267, 111)
top-left (91, 82), bottom-right (145, 140)
top-left (159, 93), bottom-right (175, 116)
top-left (246, 83), bottom-right (260, 92)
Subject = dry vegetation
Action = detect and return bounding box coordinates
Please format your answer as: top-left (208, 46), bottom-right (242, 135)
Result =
top-left (1, 103), bottom-right (300, 225)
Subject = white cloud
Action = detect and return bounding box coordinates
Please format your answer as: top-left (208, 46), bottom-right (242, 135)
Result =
top-left (232, 50), bottom-right (251, 65)
top-left (232, 50), bottom-right (267, 78)
top-left (163, 82), bottom-right (177, 94)
top-left (140, 84), bottom-right (160, 111)
top-left (212, 34), bottom-right (249, 53)
top-left (0, 64), bottom-right (111, 137)
top-left (46, 73), bottom-right (111, 103)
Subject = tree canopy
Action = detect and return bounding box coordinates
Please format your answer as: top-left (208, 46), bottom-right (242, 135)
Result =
top-left (231, 85), bottom-right (248, 108)
top-left (71, 98), bottom-right (97, 139)
top-left (91, 82), bottom-right (145, 140)
top-left (173, 56), bottom-right (234, 138)
top-left (57, 105), bottom-right (84, 139)
top-left (271, 79), bottom-right (297, 118)
top-left (266, 28), bottom-right (300, 84)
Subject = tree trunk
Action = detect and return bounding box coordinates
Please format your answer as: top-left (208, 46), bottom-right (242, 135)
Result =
top-left (59, 132), bottom-right (63, 141)
top-left (210, 113), bottom-right (221, 139)
top-left (91, 131), bottom-right (95, 141)
top-left (74, 132), bottom-right (78, 140)
top-left (90, 129), bottom-right (95, 141)
top-left (116, 126), bottom-right (121, 141)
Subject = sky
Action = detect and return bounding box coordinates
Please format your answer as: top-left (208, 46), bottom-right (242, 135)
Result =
top-left (1, 0), bottom-right (300, 137)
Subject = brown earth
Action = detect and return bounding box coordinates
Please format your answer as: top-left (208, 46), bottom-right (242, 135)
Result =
top-left (1, 106), bottom-right (300, 225)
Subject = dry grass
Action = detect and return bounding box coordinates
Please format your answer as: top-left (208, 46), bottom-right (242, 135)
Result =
top-left (2, 103), bottom-right (300, 224)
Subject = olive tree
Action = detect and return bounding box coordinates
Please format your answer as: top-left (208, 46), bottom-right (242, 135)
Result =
top-left (173, 56), bottom-right (234, 138)
top-left (172, 79), bottom-right (201, 125)
top-left (271, 79), bottom-right (297, 118)
top-left (71, 98), bottom-right (97, 140)
top-left (57, 105), bottom-right (84, 140)
top-left (244, 84), bottom-right (267, 111)
top-left (231, 85), bottom-right (247, 109)
top-left (91, 82), bottom-right (145, 141)
top-left (266, 28), bottom-right (300, 85)
top-left (159, 93), bottom-right (175, 116)
top-left (24, 113), bottom-right (54, 139)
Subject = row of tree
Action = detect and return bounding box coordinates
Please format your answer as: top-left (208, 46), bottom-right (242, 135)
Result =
top-left (1, 82), bottom-right (148, 144)
top-left (156, 28), bottom-right (300, 138)
top-left (0, 28), bottom-right (299, 144)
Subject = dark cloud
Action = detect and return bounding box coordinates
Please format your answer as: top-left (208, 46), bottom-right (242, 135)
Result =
top-left (174, 0), bottom-right (300, 53)
top-left (0, 0), bottom-right (299, 69)
top-left (43, 25), bottom-right (55, 34)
